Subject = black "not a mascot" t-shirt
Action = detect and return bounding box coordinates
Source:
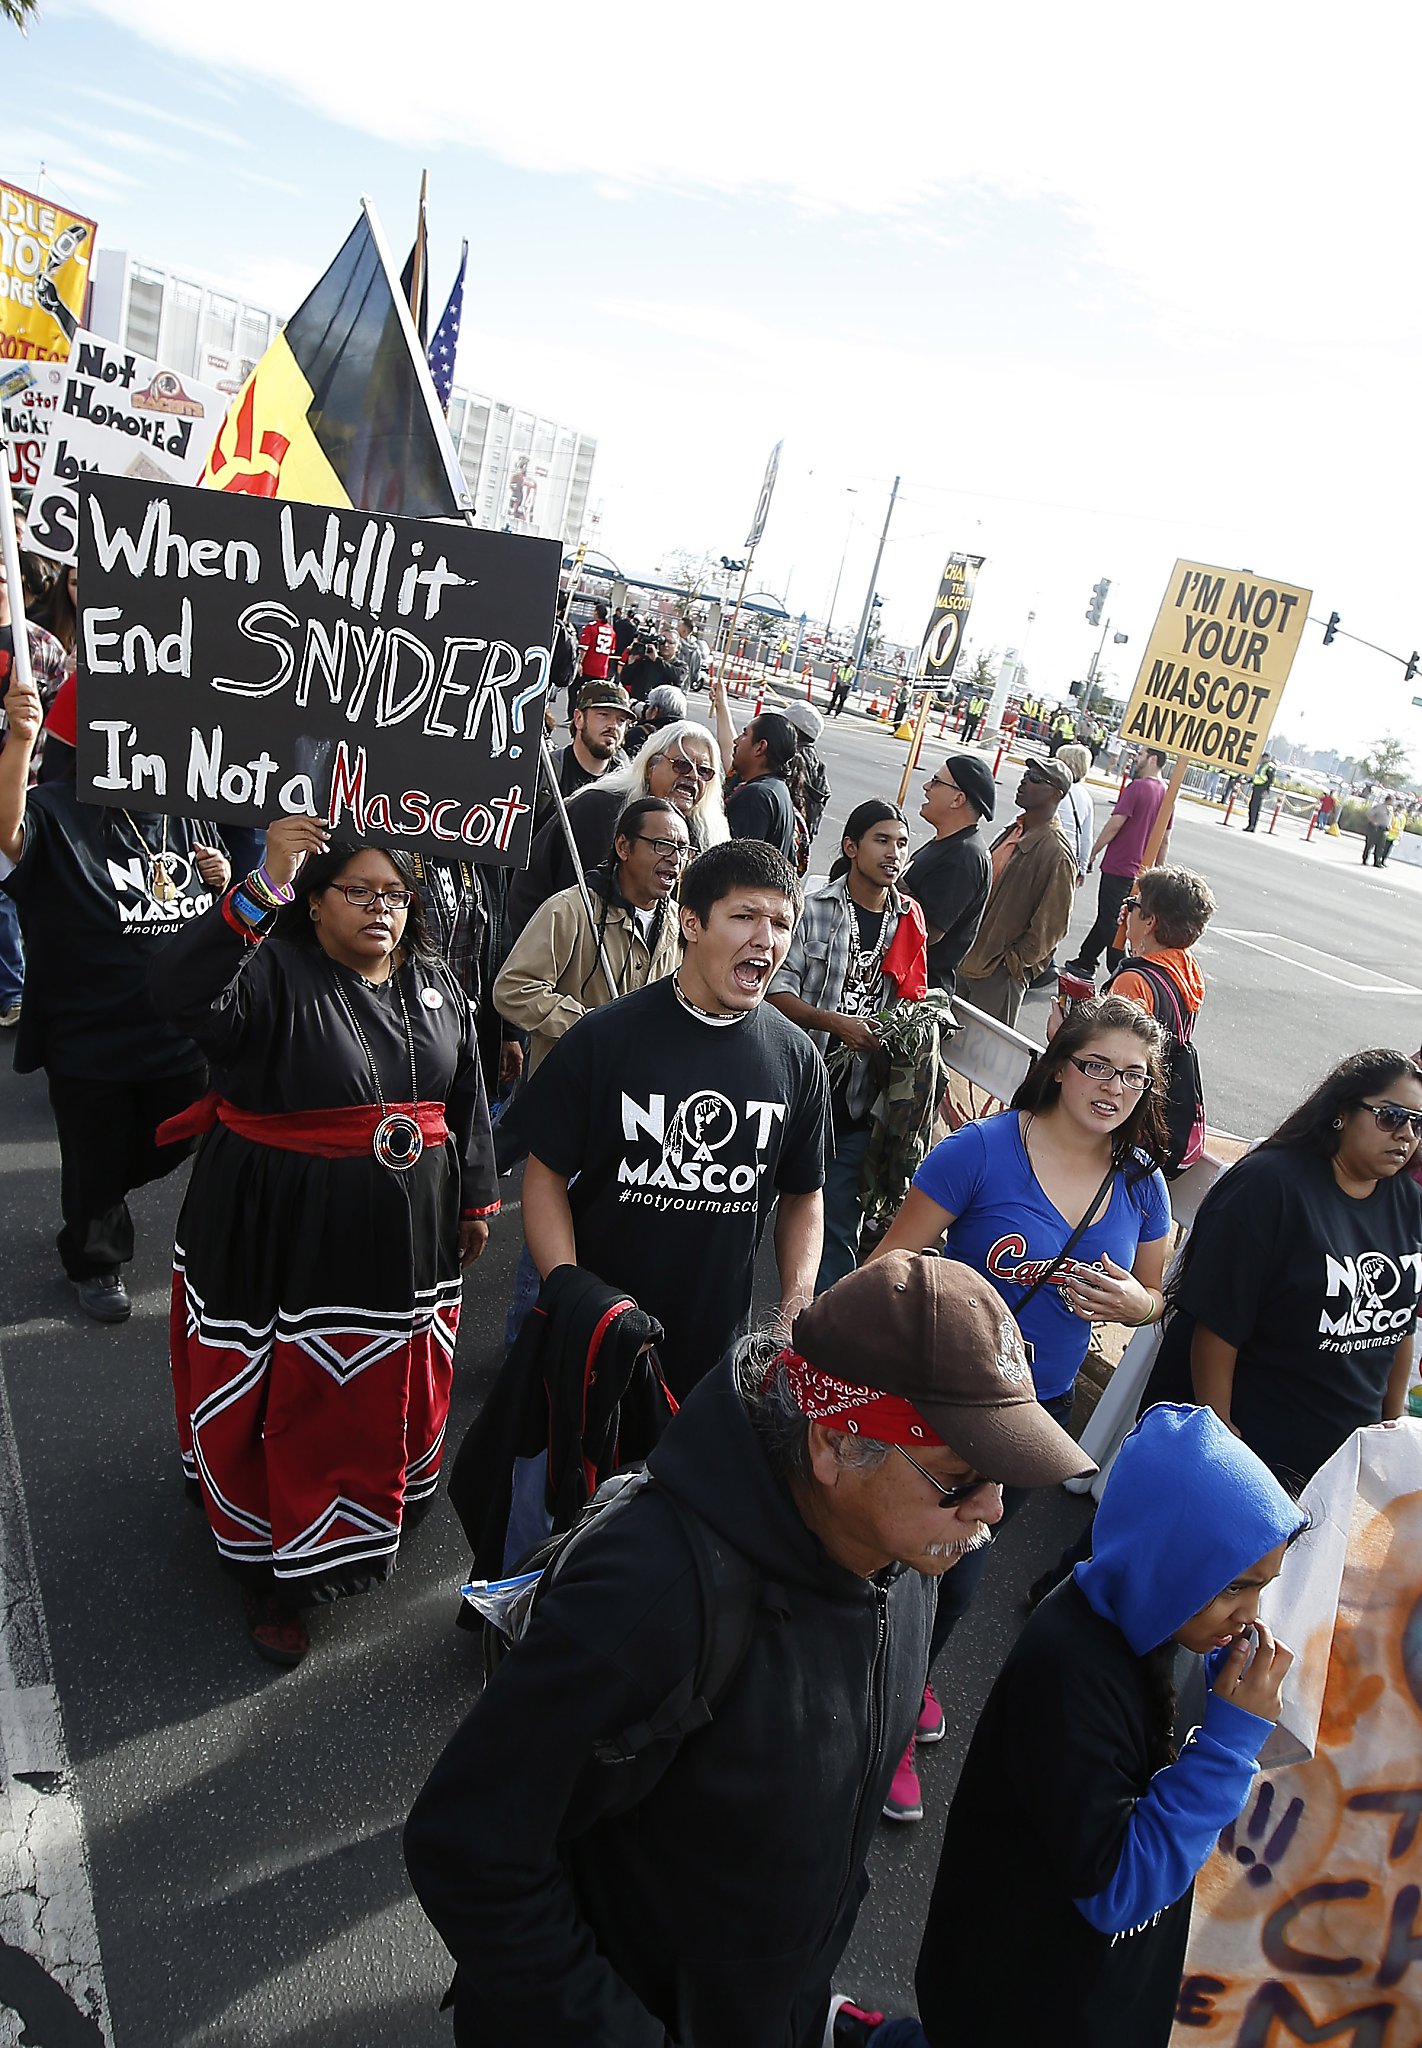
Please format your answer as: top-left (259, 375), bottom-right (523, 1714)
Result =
top-left (520, 977), bottom-right (828, 1396)
top-left (1153, 1144), bottom-right (1422, 1487)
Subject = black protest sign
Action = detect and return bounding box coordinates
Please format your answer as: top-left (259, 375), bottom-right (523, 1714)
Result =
top-left (75, 476), bottom-right (561, 865)
top-left (918, 554), bottom-right (984, 682)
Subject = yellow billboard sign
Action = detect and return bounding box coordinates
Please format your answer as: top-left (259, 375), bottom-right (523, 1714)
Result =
top-left (1119, 559), bottom-right (1311, 775)
top-left (0, 179), bottom-right (96, 364)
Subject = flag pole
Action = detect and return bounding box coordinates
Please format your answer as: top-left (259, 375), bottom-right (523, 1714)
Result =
top-left (0, 449), bottom-right (37, 714)
top-left (715, 547), bottom-right (757, 689)
top-left (409, 169), bottom-right (428, 337)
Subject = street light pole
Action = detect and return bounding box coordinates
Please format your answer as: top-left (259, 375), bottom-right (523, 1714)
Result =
top-left (850, 474), bottom-right (899, 684)
top-left (823, 489), bottom-right (858, 639)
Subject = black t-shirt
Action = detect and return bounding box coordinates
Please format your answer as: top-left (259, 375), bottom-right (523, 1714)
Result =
top-left (520, 978), bottom-right (829, 1395)
top-left (917, 1581), bottom-right (1191, 2048)
top-left (724, 773), bottom-right (795, 860)
top-left (901, 826), bottom-right (990, 994)
top-left (1, 782), bottom-right (222, 1079)
top-left (1151, 1146), bottom-right (1422, 1488)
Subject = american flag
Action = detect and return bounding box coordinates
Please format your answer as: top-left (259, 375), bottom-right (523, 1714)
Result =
top-left (428, 240), bottom-right (468, 413)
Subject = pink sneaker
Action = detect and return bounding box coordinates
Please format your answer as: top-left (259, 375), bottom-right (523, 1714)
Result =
top-left (882, 1736), bottom-right (922, 1822)
top-left (915, 1682), bottom-right (945, 1745)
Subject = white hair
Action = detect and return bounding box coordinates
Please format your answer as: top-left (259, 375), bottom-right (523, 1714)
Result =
top-left (578, 718), bottom-right (729, 847)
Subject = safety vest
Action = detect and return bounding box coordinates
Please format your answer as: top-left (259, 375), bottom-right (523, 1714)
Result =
top-left (1251, 766), bottom-right (1272, 789)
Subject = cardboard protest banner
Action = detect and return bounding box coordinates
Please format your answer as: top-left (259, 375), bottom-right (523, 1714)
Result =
top-left (1121, 560), bottom-right (1311, 776)
top-left (1, 179), bottom-right (98, 492)
top-left (918, 553), bottom-right (985, 683)
top-left (1171, 1422), bottom-right (1422, 2044)
top-left (75, 475), bottom-right (560, 866)
top-left (26, 333), bottom-right (224, 566)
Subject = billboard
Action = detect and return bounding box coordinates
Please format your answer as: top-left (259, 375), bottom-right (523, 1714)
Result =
top-left (1, 179), bottom-right (98, 491)
top-left (919, 553), bottom-right (985, 684)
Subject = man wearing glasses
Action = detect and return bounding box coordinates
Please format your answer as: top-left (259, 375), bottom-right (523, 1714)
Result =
top-left (406, 1253), bottom-right (1093, 2048)
top-left (493, 797), bottom-right (688, 1077)
top-left (899, 754), bottom-right (994, 997)
top-left (958, 756), bottom-right (1076, 1027)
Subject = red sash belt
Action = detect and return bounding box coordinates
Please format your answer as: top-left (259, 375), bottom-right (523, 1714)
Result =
top-left (156, 1092), bottom-right (450, 1157)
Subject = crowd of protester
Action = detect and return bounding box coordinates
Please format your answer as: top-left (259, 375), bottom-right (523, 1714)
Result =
top-left (3, 543), bottom-right (1421, 2048)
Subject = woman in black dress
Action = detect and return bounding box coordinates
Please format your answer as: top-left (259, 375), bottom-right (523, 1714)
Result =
top-left (151, 817), bottom-right (498, 1665)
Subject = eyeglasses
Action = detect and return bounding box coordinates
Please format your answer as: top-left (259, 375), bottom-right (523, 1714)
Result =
top-left (895, 1444), bottom-right (1001, 1509)
top-left (328, 883), bottom-right (412, 910)
top-left (1357, 1101), bottom-right (1422, 1137)
top-left (1068, 1055), bottom-right (1152, 1092)
top-left (667, 752), bottom-right (717, 783)
top-left (925, 776), bottom-right (959, 795)
top-left (635, 835), bottom-right (691, 862)
top-left (1123, 896), bottom-right (1142, 913)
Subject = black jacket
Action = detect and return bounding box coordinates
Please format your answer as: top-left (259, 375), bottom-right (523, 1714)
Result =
top-left (405, 1362), bottom-right (932, 2047)
top-left (916, 1580), bottom-right (1191, 2048)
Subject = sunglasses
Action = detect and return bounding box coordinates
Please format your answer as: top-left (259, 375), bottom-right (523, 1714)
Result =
top-left (668, 752), bottom-right (717, 783)
top-left (1123, 896), bottom-right (1142, 913)
top-left (896, 1444), bottom-right (1001, 1509)
top-left (1357, 1101), bottom-right (1422, 1137)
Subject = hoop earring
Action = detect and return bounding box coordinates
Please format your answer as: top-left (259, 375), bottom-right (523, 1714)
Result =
top-left (1332, 1116), bottom-right (1344, 1128)
top-left (309, 904), bottom-right (319, 921)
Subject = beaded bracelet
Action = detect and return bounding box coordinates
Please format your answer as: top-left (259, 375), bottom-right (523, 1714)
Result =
top-left (244, 865), bottom-right (295, 910)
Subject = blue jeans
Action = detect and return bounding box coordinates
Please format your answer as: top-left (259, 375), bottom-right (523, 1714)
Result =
top-left (816, 1125), bottom-right (871, 1293)
top-left (0, 890), bottom-right (23, 1009)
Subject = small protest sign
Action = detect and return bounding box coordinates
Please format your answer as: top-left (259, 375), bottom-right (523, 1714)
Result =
top-left (1172, 1423), bottom-right (1422, 2043)
top-left (1120, 560), bottom-right (1311, 775)
top-left (26, 333), bottom-right (224, 566)
top-left (75, 475), bottom-right (560, 866)
top-left (918, 553), bottom-right (985, 683)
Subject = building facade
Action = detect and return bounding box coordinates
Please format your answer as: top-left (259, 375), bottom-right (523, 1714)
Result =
top-left (88, 249), bottom-right (596, 545)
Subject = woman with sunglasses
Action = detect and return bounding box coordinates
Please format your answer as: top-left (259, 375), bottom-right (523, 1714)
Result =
top-left (1148, 1048), bottom-right (1422, 1491)
top-left (150, 820), bottom-right (499, 1666)
top-left (867, 995), bottom-right (1171, 1817)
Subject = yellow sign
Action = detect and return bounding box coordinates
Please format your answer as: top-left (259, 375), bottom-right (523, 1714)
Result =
top-left (0, 179), bottom-right (97, 364)
top-left (1120, 559), bottom-right (1311, 775)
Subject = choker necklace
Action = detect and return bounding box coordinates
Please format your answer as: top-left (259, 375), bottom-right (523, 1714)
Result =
top-left (121, 809), bottom-right (176, 904)
top-left (328, 961), bottom-right (424, 1172)
top-left (672, 973), bottom-right (745, 1027)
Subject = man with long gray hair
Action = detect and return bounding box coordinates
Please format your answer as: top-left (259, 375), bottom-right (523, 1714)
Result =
top-left (405, 1253), bottom-right (1093, 2048)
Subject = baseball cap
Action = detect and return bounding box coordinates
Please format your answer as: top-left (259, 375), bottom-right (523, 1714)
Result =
top-left (781, 700), bottom-right (825, 743)
top-left (577, 680), bottom-right (633, 715)
top-left (943, 753), bottom-right (995, 820)
top-left (1029, 756), bottom-right (1074, 797)
top-left (789, 1252), bottom-right (1096, 1488)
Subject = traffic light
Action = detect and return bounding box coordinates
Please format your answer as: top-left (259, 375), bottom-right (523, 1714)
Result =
top-left (1407, 651), bottom-right (1420, 683)
top-left (1086, 577), bottom-right (1111, 627)
top-left (720, 556), bottom-right (747, 573)
top-left (871, 592), bottom-right (884, 610)
top-left (1323, 611), bottom-right (1340, 645)
top-left (1069, 679), bottom-right (1084, 700)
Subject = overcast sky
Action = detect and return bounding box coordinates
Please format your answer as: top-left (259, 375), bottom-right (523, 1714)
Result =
top-left (10, 0), bottom-right (1422, 765)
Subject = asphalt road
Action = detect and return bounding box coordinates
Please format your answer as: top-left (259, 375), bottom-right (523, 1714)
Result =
top-left (2, 705), bottom-right (1420, 2044)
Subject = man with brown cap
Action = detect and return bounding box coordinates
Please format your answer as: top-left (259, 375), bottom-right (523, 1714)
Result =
top-left (405, 1253), bottom-right (1093, 2048)
top-left (958, 755), bottom-right (1076, 1027)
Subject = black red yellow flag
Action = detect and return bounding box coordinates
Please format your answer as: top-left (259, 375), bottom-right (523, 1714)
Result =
top-left (200, 200), bottom-right (469, 518)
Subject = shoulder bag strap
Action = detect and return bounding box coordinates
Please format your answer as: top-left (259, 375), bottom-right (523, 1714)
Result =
top-left (1012, 1158), bottom-right (1119, 1317)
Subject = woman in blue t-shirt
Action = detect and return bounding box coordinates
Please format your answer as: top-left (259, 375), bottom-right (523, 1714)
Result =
top-left (868, 994), bottom-right (1172, 1818)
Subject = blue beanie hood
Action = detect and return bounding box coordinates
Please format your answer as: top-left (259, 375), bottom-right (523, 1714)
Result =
top-left (1074, 1404), bottom-right (1306, 1655)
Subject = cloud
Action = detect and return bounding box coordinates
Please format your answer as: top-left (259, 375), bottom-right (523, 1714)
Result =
top-left (62, 0), bottom-right (1422, 353)
top-left (70, 85), bottom-right (245, 150)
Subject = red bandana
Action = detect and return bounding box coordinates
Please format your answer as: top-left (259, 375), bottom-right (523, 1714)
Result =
top-left (771, 1349), bottom-right (944, 1446)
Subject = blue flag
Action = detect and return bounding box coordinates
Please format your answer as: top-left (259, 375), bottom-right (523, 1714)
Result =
top-left (429, 241), bottom-right (467, 413)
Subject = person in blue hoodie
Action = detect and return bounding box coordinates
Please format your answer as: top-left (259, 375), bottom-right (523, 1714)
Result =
top-left (909, 1404), bottom-right (1304, 2048)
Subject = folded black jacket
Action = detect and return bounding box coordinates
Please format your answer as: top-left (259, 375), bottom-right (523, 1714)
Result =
top-left (406, 1360), bottom-right (933, 2048)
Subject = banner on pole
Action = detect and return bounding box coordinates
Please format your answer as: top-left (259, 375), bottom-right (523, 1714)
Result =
top-left (75, 475), bottom-right (560, 865)
top-left (1171, 1422), bottom-right (1422, 2043)
top-left (745, 439), bottom-right (782, 550)
top-left (1120, 560), bottom-right (1311, 775)
top-left (918, 553), bottom-right (985, 683)
top-left (1, 179), bottom-right (98, 493)
top-left (25, 332), bottom-right (224, 566)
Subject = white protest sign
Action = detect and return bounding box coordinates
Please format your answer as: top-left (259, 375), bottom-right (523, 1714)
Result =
top-left (25, 332), bottom-right (223, 566)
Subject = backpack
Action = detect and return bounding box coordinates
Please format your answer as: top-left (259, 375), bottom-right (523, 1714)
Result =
top-left (476, 1465), bottom-right (764, 1769)
top-left (1110, 956), bottom-right (1205, 1177)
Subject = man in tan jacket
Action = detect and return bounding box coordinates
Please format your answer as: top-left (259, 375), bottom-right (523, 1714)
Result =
top-left (958, 757), bottom-right (1076, 1027)
top-left (494, 797), bottom-right (687, 1074)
